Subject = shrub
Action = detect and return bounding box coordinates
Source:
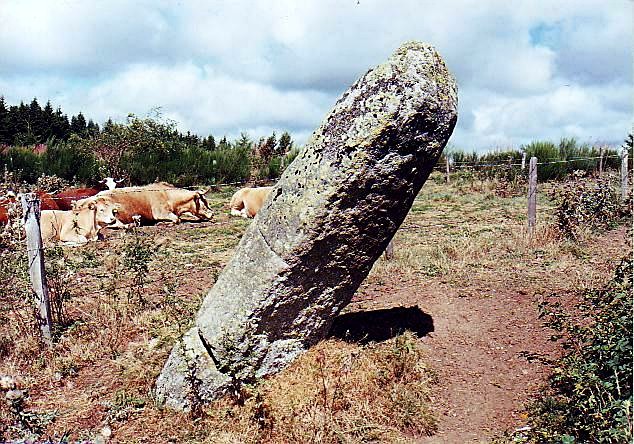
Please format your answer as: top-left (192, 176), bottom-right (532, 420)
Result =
top-left (35, 174), bottom-right (69, 193)
top-left (212, 145), bottom-right (251, 184)
top-left (523, 257), bottom-right (633, 443)
top-left (0, 147), bottom-right (41, 183)
top-left (551, 174), bottom-right (624, 240)
top-left (40, 140), bottom-right (100, 183)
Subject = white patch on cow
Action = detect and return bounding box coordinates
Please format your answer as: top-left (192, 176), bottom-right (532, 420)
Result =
top-left (101, 177), bottom-right (120, 190)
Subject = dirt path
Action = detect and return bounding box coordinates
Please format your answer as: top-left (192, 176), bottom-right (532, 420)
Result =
top-left (351, 227), bottom-right (629, 442)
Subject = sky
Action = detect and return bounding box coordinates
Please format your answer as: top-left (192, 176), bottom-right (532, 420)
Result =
top-left (0, 0), bottom-right (632, 151)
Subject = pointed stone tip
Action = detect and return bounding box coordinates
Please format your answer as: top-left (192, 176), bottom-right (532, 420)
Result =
top-left (393, 40), bottom-right (435, 54)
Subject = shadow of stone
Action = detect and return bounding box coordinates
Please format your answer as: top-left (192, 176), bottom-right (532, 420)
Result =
top-left (328, 305), bottom-right (434, 344)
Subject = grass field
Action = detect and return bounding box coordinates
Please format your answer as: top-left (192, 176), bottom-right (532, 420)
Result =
top-left (0, 172), bottom-right (630, 443)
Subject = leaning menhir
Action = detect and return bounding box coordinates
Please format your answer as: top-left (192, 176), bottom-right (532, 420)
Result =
top-left (156, 41), bottom-right (458, 410)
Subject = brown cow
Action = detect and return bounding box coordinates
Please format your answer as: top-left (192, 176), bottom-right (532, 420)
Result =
top-left (74, 183), bottom-right (213, 226)
top-left (55, 177), bottom-right (123, 210)
top-left (229, 186), bottom-right (273, 218)
top-left (36, 191), bottom-right (59, 210)
top-left (55, 187), bottom-right (102, 211)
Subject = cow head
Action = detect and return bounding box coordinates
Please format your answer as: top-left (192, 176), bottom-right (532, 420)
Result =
top-left (195, 192), bottom-right (214, 220)
top-left (99, 177), bottom-right (123, 190)
top-left (87, 199), bottom-right (124, 228)
top-left (78, 198), bottom-right (123, 228)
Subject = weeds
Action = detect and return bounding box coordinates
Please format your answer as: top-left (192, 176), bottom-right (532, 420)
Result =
top-left (44, 246), bottom-right (74, 329)
top-left (551, 173), bottom-right (626, 240)
top-left (522, 257), bottom-right (633, 443)
top-left (122, 227), bottom-right (157, 306)
top-left (1, 381), bottom-right (56, 442)
top-left (106, 389), bottom-right (147, 423)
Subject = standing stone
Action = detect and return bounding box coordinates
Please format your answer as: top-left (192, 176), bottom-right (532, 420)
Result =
top-left (156, 41), bottom-right (458, 410)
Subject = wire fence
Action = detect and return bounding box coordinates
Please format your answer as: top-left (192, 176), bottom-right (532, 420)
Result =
top-left (1, 149), bottom-right (630, 346)
top-left (0, 153), bottom-right (628, 202)
top-left (432, 154), bottom-right (623, 171)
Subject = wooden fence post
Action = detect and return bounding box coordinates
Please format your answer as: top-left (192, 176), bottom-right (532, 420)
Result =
top-left (521, 152), bottom-right (526, 170)
top-left (445, 156), bottom-right (450, 184)
top-left (621, 150), bottom-right (629, 201)
top-left (598, 146), bottom-right (604, 175)
top-left (384, 239), bottom-right (395, 260)
top-left (528, 157), bottom-right (537, 234)
top-left (21, 193), bottom-right (53, 345)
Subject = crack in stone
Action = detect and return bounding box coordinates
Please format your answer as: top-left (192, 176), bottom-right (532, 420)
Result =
top-left (197, 328), bottom-right (227, 373)
top-left (256, 224), bottom-right (288, 264)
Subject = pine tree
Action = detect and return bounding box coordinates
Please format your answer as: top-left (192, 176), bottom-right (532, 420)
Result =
top-left (103, 118), bottom-right (115, 133)
top-left (53, 108), bottom-right (71, 140)
top-left (0, 96), bottom-right (9, 145)
top-left (5, 105), bottom-right (20, 145)
top-left (86, 119), bottom-right (100, 137)
top-left (13, 101), bottom-right (35, 145)
top-left (28, 98), bottom-right (45, 141)
top-left (202, 135), bottom-right (217, 151)
top-left (278, 131), bottom-right (292, 155)
top-left (218, 136), bottom-right (230, 150)
top-left (235, 133), bottom-right (251, 150)
top-left (258, 132), bottom-right (276, 162)
top-left (42, 101), bottom-right (56, 141)
top-left (70, 112), bottom-right (87, 136)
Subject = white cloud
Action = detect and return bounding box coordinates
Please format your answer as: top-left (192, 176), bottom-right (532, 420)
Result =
top-left (0, 0), bottom-right (631, 150)
top-left (72, 63), bottom-right (333, 140)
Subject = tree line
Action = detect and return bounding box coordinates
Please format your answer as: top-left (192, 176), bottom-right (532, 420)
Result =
top-left (0, 97), bottom-right (101, 146)
top-left (0, 97), bottom-right (297, 187)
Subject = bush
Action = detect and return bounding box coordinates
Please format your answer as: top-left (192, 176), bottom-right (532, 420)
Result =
top-left (448, 137), bottom-right (623, 184)
top-left (40, 140), bottom-right (101, 184)
top-left (551, 174), bottom-right (624, 240)
top-left (212, 145), bottom-right (251, 184)
top-left (523, 258), bottom-right (633, 443)
top-left (0, 147), bottom-right (41, 183)
top-left (35, 174), bottom-right (69, 193)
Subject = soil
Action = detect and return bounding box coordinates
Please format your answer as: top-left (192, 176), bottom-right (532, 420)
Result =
top-left (349, 226), bottom-right (629, 443)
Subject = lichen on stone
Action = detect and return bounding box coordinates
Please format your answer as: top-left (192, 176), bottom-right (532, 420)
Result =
top-left (155, 41), bottom-right (458, 409)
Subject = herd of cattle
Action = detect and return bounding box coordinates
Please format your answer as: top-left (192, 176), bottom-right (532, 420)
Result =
top-left (0, 179), bottom-right (274, 246)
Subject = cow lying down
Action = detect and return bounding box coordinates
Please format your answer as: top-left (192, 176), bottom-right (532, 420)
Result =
top-left (74, 183), bottom-right (213, 226)
top-left (40, 201), bottom-right (121, 245)
top-left (229, 186), bottom-right (273, 218)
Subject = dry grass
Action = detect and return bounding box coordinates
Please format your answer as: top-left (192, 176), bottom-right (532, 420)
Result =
top-left (362, 176), bottom-right (589, 296)
top-left (199, 333), bottom-right (436, 443)
top-left (0, 175), bottom-right (630, 443)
